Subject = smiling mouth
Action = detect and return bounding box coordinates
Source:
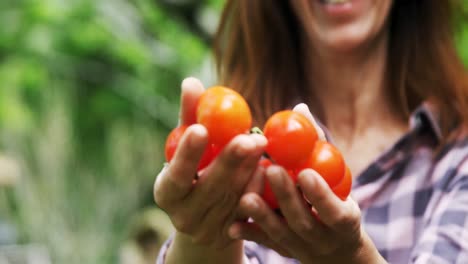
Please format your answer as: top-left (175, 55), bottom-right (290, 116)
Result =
top-left (320, 0), bottom-right (350, 4)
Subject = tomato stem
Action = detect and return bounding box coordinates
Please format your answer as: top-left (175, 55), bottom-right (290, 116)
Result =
top-left (250, 126), bottom-right (264, 135)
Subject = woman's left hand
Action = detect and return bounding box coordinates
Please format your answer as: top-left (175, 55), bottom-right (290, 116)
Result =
top-left (228, 166), bottom-right (382, 263)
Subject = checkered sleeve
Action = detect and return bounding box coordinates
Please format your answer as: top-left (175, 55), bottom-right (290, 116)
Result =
top-left (410, 156), bottom-right (468, 264)
top-left (156, 235), bottom-right (172, 264)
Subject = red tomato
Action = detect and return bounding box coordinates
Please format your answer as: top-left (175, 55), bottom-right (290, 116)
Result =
top-left (197, 86), bottom-right (252, 147)
top-left (259, 158), bottom-right (273, 168)
top-left (258, 159), bottom-right (278, 209)
top-left (332, 166), bottom-right (352, 200)
top-left (263, 180), bottom-right (278, 209)
top-left (263, 110), bottom-right (318, 169)
top-left (164, 125), bottom-right (188, 162)
top-left (197, 144), bottom-right (221, 171)
top-left (164, 125), bottom-right (219, 171)
top-left (301, 141), bottom-right (345, 188)
top-left (259, 158), bottom-right (298, 209)
top-left (288, 168), bottom-right (300, 184)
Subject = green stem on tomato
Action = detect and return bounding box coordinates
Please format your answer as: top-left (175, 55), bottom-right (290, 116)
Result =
top-left (249, 126), bottom-right (264, 135)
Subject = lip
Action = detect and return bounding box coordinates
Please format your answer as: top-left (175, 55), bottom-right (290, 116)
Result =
top-left (317, 0), bottom-right (360, 18)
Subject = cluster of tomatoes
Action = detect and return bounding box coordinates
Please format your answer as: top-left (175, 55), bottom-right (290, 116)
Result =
top-left (165, 86), bottom-right (352, 209)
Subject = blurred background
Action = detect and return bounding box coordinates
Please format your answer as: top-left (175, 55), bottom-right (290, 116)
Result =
top-left (0, 0), bottom-right (466, 263)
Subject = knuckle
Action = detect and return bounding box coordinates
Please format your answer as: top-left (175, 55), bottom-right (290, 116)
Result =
top-left (330, 207), bottom-right (357, 231)
top-left (202, 184), bottom-right (223, 202)
top-left (316, 241), bottom-right (337, 255)
top-left (153, 168), bottom-right (174, 209)
top-left (276, 188), bottom-right (294, 202)
top-left (271, 227), bottom-right (290, 245)
top-left (219, 190), bottom-right (238, 208)
top-left (350, 206), bottom-right (361, 223)
top-left (253, 210), bottom-right (269, 225)
top-left (330, 210), bottom-right (347, 227)
top-left (314, 190), bottom-right (329, 206)
top-left (292, 218), bottom-right (315, 235)
top-left (172, 215), bottom-right (195, 234)
top-left (225, 143), bottom-right (250, 165)
top-left (153, 184), bottom-right (168, 209)
top-left (244, 195), bottom-right (267, 218)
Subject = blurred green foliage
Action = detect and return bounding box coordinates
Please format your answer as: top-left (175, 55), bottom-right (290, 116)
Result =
top-left (0, 0), bottom-right (466, 263)
top-left (0, 0), bottom-right (220, 263)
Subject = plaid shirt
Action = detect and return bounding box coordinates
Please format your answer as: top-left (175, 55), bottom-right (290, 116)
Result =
top-left (157, 103), bottom-right (468, 264)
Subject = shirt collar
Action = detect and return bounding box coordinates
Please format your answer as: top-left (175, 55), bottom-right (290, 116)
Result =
top-left (409, 101), bottom-right (443, 143)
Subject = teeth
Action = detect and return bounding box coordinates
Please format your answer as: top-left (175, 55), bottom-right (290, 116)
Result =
top-left (321, 0), bottom-right (350, 4)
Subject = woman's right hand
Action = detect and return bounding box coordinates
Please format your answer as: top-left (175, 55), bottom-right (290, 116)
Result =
top-left (154, 78), bottom-right (267, 249)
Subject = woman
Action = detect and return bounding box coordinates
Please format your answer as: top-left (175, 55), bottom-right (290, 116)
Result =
top-left (155, 0), bottom-right (468, 263)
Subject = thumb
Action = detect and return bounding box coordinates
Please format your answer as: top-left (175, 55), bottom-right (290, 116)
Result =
top-left (180, 77), bottom-right (205, 125)
top-left (293, 103), bottom-right (326, 141)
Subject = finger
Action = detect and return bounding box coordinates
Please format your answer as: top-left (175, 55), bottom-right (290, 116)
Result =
top-left (154, 124), bottom-right (208, 208)
top-left (236, 165), bottom-right (266, 220)
top-left (298, 169), bottom-right (361, 233)
top-left (180, 77), bottom-right (205, 125)
top-left (237, 193), bottom-right (304, 252)
top-left (244, 165), bottom-right (265, 194)
top-left (153, 164), bottom-right (170, 207)
top-left (228, 222), bottom-right (293, 258)
top-left (293, 103), bottom-right (326, 141)
top-left (196, 134), bottom-right (266, 195)
top-left (266, 165), bottom-right (329, 244)
top-left (243, 134), bottom-right (268, 195)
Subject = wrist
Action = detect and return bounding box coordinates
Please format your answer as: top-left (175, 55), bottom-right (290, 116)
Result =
top-left (349, 228), bottom-right (386, 264)
top-left (165, 232), bottom-right (244, 264)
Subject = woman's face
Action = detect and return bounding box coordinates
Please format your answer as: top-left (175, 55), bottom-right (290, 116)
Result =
top-left (291, 0), bottom-right (393, 53)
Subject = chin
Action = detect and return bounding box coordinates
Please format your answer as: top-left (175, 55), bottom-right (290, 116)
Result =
top-left (316, 22), bottom-right (384, 54)
top-left (324, 36), bottom-right (370, 53)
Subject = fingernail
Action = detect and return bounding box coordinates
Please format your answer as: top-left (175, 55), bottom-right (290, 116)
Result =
top-left (181, 77), bottom-right (200, 90)
top-left (246, 196), bottom-right (259, 210)
top-left (267, 165), bottom-right (282, 175)
top-left (234, 137), bottom-right (255, 157)
top-left (266, 165), bottom-right (284, 183)
top-left (300, 169), bottom-right (316, 186)
top-left (251, 134), bottom-right (267, 148)
top-left (293, 103), bottom-right (308, 112)
top-left (191, 124), bottom-right (207, 136)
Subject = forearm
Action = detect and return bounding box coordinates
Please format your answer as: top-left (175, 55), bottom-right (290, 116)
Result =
top-left (165, 232), bottom-right (245, 264)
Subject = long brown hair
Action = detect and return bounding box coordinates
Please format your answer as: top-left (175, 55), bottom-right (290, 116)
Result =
top-left (214, 0), bottom-right (468, 137)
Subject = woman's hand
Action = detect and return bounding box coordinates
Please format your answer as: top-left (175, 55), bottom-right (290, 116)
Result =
top-left (229, 167), bottom-right (382, 263)
top-left (227, 104), bottom-right (384, 263)
top-left (154, 78), bottom-right (267, 250)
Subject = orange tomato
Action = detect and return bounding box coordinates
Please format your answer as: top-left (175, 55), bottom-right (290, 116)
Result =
top-left (300, 141), bottom-right (345, 188)
top-left (197, 86), bottom-right (252, 147)
top-left (332, 166), bottom-right (352, 200)
top-left (263, 110), bottom-right (318, 169)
